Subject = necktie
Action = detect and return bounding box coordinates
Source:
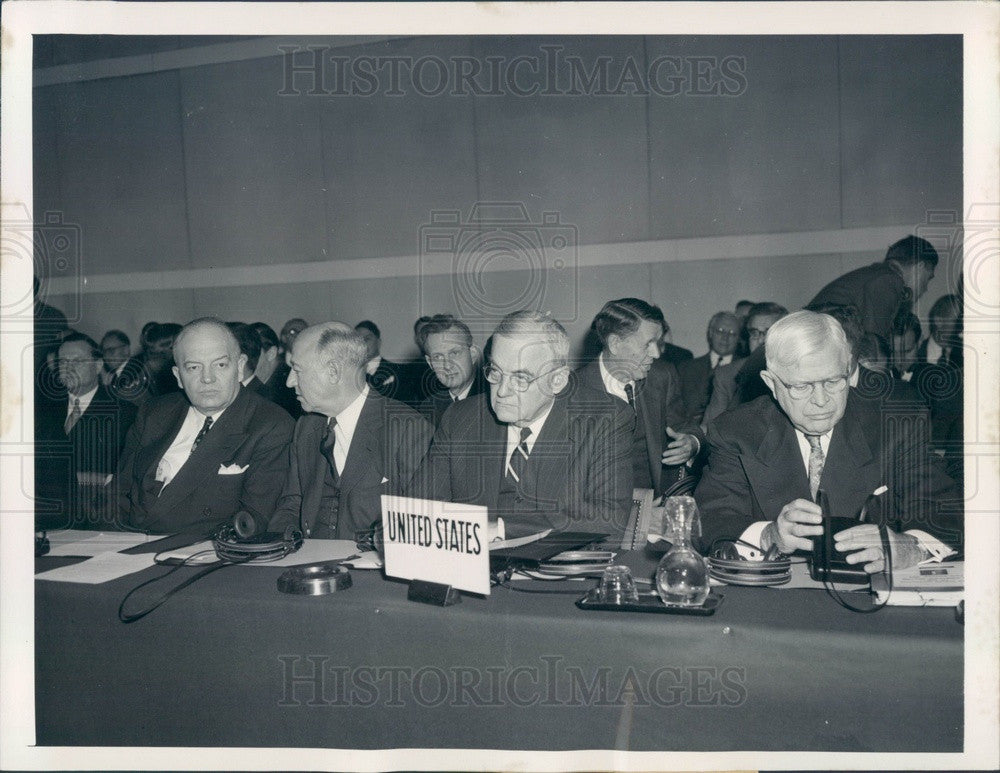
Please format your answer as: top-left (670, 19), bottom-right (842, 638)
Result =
top-left (191, 416), bottom-right (214, 454)
top-left (624, 382), bottom-right (636, 410)
top-left (64, 398), bottom-right (81, 435)
top-left (806, 434), bottom-right (825, 501)
top-left (505, 427), bottom-right (532, 484)
top-left (321, 418), bottom-right (339, 484)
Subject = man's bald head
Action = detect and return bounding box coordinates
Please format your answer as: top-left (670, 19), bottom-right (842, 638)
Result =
top-left (172, 318), bottom-right (247, 414)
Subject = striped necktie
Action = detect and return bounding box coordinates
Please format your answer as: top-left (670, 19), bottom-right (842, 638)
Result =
top-left (191, 416), bottom-right (214, 454)
top-left (505, 427), bottom-right (532, 484)
top-left (624, 382), bottom-right (636, 410)
top-left (321, 418), bottom-right (339, 484)
top-left (64, 398), bottom-right (81, 435)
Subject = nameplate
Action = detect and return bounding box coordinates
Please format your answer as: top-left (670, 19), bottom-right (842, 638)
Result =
top-left (380, 495), bottom-right (490, 595)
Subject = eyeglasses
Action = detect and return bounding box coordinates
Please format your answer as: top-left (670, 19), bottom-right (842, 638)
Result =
top-left (428, 348), bottom-right (468, 365)
top-left (483, 363), bottom-right (559, 392)
top-left (771, 372), bottom-right (850, 400)
top-left (710, 327), bottom-right (739, 337)
top-left (60, 358), bottom-right (96, 366)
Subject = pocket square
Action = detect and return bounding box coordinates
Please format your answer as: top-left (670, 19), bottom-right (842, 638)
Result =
top-left (218, 463), bottom-right (249, 475)
top-left (381, 477), bottom-right (389, 484)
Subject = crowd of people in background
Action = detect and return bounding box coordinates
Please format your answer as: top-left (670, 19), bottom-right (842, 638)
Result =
top-left (32, 233), bottom-right (964, 567)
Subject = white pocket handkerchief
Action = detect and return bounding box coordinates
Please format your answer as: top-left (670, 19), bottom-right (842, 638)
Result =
top-left (381, 477), bottom-right (389, 484)
top-left (218, 463), bottom-right (249, 475)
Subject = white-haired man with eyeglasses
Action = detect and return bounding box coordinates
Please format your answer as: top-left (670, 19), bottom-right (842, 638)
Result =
top-left (408, 310), bottom-right (635, 540)
top-left (695, 310), bottom-right (961, 571)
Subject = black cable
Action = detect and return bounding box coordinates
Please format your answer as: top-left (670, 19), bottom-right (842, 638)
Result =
top-left (118, 552), bottom-right (245, 623)
top-left (821, 525), bottom-right (892, 614)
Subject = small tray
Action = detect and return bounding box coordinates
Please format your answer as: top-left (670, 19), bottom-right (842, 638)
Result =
top-left (576, 588), bottom-right (722, 615)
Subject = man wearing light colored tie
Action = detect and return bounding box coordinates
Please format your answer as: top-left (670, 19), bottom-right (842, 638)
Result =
top-left (695, 311), bottom-right (962, 571)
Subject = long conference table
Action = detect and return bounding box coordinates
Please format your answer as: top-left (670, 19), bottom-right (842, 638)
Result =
top-left (35, 540), bottom-right (962, 752)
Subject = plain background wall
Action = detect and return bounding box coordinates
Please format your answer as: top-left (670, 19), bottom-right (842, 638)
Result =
top-left (34, 35), bottom-right (963, 357)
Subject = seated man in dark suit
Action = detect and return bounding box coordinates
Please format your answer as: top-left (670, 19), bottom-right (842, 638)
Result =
top-left (116, 318), bottom-right (294, 535)
top-left (356, 319), bottom-right (413, 404)
top-left (35, 333), bottom-right (137, 530)
top-left (268, 323), bottom-right (434, 540)
top-left (413, 314), bottom-right (486, 426)
top-left (695, 311), bottom-right (961, 571)
top-left (250, 321), bottom-right (301, 418)
top-left (576, 298), bottom-right (703, 496)
top-left (677, 311), bottom-right (742, 424)
top-left (409, 310), bottom-right (635, 540)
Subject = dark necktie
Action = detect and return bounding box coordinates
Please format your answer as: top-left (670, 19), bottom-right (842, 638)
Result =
top-left (191, 416), bottom-right (213, 454)
top-left (505, 427), bottom-right (532, 484)
top-left (806, 434), bottom-right (825, 501)
top-left (321, 418), bottom-right (339, 484)
top-left (624, 382), bottom-right (636, 410)
top-left (64, 398), bottom-right (81, 435)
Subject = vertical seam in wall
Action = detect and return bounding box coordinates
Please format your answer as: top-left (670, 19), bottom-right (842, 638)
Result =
top-left (836, 36), bottom-right (844, 232)
top-left (643, 35), bottom-right (654, 244)
top-left (175, 70), bottom-right (196, 272)
top-left (318, 87), bottom-right (333, 268)
top-left (469, 39), bottom-right (483, 221)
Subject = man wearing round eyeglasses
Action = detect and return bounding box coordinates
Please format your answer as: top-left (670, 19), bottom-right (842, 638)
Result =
top-left (410, 310), bottom-right (634, 540)
top-left (677, 311), bottom-right (742, 425)
top-left (695, 310), bottom-right (961, 572)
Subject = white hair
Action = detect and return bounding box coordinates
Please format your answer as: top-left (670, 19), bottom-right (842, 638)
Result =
top-left (765, 310), bottom-right (851, 373)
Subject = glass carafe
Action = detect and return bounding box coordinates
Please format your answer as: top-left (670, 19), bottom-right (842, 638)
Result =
top-left (655, 495), bottom-right (710, 607)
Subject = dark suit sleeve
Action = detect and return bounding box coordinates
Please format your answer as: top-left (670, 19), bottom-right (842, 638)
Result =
top-left (659, 361), bottom-right (707, 457)
top-left (568, 399), bottom-right (635, 539)
top-left (405, 406), bottom-right (458, 503)
top-left (268, 420), bottom-right (305, 533)
top-left (389, 410), bottom-right (435, 495)
top-left (238, 408), bottom-right (293, 529)
top-left (113, 399), bottom-right (151, 525)
top-left (693, 417), bottom-right (758, 551)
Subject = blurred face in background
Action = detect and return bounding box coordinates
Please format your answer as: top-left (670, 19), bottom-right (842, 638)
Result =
top-left (746, 313), bottom-right (782, 354)
top-left (892, 329), bottom-right (920, 370)
top-left (100, 335), bottom-right (130, 371)
top-left (58, 340), bottom-right (101, 396)
top-left (707, 313), bottom-right (740, 358)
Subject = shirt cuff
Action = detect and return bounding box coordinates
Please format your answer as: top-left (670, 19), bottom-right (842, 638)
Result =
top-left (735, 521), bottom-right (771, 561)
top-left (905, 529), bottom-right (956, 563)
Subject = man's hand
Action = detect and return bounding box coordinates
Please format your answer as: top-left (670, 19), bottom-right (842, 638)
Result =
top-left (835, 524), bottom-right (926, 574)
top-left (762, 498), bottom-right (823, 554)
top-left (661, 427), bottom-right (697, 466)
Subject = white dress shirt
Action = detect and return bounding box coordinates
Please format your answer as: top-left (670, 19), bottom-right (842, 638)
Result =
top-left (737, 427), bottom-right (953, 563)
top-left (504, 403), bottom-right (554, 473)
top-left (449, 380), bottom-right (474, 402)
top-left (327, 386), bottom-right (370, 476)
top-left (66, 385), bottom-right (99, 420)
top-left (156, 403), bottom-right (230, 488)
top-left (709, 351), bottom-right (732, 369)
top-left (597, 352), bottom-right (633, 404)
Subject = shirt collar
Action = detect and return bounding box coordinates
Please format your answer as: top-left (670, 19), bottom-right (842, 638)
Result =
top-left (710, 351), bottom-right (732, 369)
top-left (450, 379), bottom-right (474, 402)
top-left (597, 352), bottom-right (633, 402)
top-left (67, 385), bottom-right (99, 415)
top-left (332, 385), bottom-right (370, 437)
top-left (506, 400), bottom-right (555, 455)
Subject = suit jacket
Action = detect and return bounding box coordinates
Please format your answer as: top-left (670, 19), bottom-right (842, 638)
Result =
top-left (116, 386), bottom-right (294, 535)
top-left (106, 355), bottom-right (157, 405)
top-left (702, 359), bottom-right (743, 426)
top-left (259, 363), bottom-right (302, 419)
top-left (268, 393), bottom-right (434, 539)
top-left (659, 342), bottom-right (694, 366)
top-left (575, 359), bottom-right (704, 495)
top-left (808, 262), bottom-right (909, 342)
top-left (677, 354), bottom-right (744, 424)
top-left (416, 367), bottom-right (488, 427)
top-left (407, 385), bottom-right (635, 540)
top-left (366, 357), bottom-right (413, 404)
top-left (35, 384), bottom-right (137, 530)
top-left (694, 390), bottom-right (962, 552)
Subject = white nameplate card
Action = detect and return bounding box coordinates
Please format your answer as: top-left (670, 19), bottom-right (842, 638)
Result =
top-left (380, 495), bottom-right (490, 595)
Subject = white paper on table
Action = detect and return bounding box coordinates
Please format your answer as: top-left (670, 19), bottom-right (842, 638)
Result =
top-left (47, 532), bottom-right (159, 557)
top-left (340, 551), bottom-right (383, 569)
top-left (36, 552), bottom-right (157, 583)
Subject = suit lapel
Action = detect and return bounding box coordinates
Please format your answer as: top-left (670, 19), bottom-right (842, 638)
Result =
top-left (820, 396), bottom-right (877, 520)
top-left (136, 397), bottom-right (188, 493)
top-left (339, 395), bottom-right (381, 494)
top-left (741, 403), bottom-right (811, 519)
top-left (154, 390), bottom-right (251, 510)
top-left (524, 397), bottom-right (570, 503)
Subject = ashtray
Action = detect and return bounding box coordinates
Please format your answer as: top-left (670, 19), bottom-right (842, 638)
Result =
top-left (576, 588), bottom-right (722, 615)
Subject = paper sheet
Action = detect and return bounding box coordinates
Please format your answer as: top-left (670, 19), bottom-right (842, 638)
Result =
top-left (46, 531), bottom-right (157, 557)
top-left (36, 552), bottom-right (157, 584)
